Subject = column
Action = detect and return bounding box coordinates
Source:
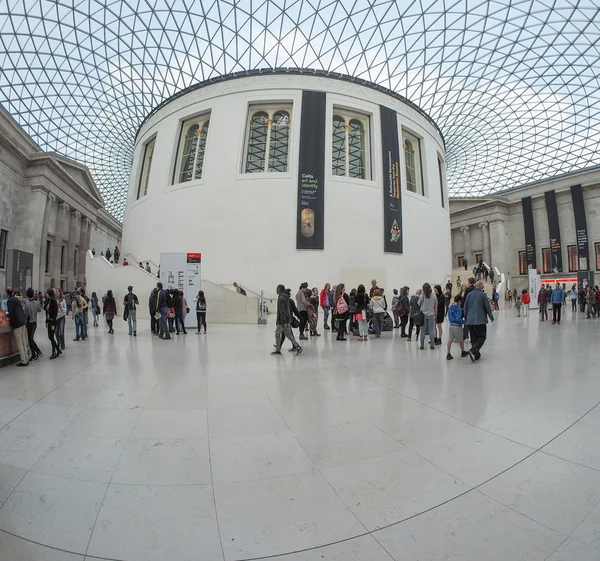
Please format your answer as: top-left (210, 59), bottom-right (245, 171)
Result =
top-left (66, 210), bottom-right (81, 290)
top-left (479, 221), bottom-right (490, 265)
top-left (37, 192), bottom-right (56, 290)
top-left (51, 202), bottom-right (69, 279)
top-left (489, 220), bottom-right (507, 275)
top-left (460, 226), bottom-right (472, 267)
top-left (79, 217), bottom-right (91, 282)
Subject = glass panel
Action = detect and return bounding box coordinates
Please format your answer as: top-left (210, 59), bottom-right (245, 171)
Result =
top-left (194, 120), bottom-right (209, 179)
top-left (348, 119), bottom-right (366, 179)
top-left (246, 111), bottom-right (269, 173)
top-left (179, 125), bottom-right (199, 183)
top-left (332, 115), bottom-right (346, 176)
top-left (268, 111), bottom-right (290, 172)
top-left (438, 158), bottom-right (445, 207)
top-left (142, 139), bottom-right (154, 197)
top-left (542, 248), bottom-right (552, 274)
top-left (568, 245), bottom-right (578, 272)
top-left (404, 138), bottom-right (417, 192)
top-left (519, 251), bottom-right (527, 275)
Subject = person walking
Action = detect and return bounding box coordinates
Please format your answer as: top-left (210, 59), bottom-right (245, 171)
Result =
top-left (355, 284), bottom-right (370, 341)
top-left (464, 258), bottom-right (468, 271)
top-left (6, 288), bottom-right (29, 366)
top-left (538, 284), bottom-right (548, 321)
top-left (464, 280), bottom-right (494, 362)
top-left (370, 289), bottom-right (386, 337)
top-left (550, 282), bottom-right (565, 324)
top-left (434, 284), bottom-right (445, 345)
top-left (521, 289), bottom-right (531, 317)
top-left (578, 285), bottom-right (586, 313)
top-left (71, 289), bottom-right (87, 341)
top-left (123, 285), bottom-right (139, 336)
top-left (334, 283), bottom-right (350, 341)
top-left (194, 290), bottom-right (207, 333)
top-left (461, 278), bottom-right (476, 342)
top-left (586, 286), bottom-right (596, 318)
top-left (320, 283), bottom-right (331, 330)
top-left (45, 288), bottom-right (60, 359)
top-left (80, 288), bottom-right (90, 340)
top-left (398, 286), bottom-right (410, 337)
top-left (271, 284), bottom-right (302, 355)
top-left (418, 283), bottom-right (437, 350)
top-left (491, 287), bottom-right (499, 311)
top-left (391, 289), bottom-right (400, 329)
top-left (307, 288), bottom-right (321, 337)
top-left (54, 288), bottom-right (67, 350)
top-left (155, 282), bottom-right (171, 339)
top-left (570, 285), bottom-right (577, 311)
top-left (103, 290), bottom-right (117, 334)
top-left (407, 288), bottom-right (422, 342)
top-left (173, 289), bottom-right (188, 334)
top-left (90, 291), bottom-right (99, 327)
top-left (296, 283), bottom-right (310, 340)
top-left (149, 288), bottom-right (158, 334)
top-left (446, 295), bottom-right (469, 360)
top-left (24, 288), bottom-right (42, 361)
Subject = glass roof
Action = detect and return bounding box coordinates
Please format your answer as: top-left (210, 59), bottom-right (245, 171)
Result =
top-left (1, 0), bottom-right (599, 220)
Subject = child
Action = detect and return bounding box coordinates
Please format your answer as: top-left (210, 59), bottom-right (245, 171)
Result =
top-left (521, 289), bottom-right (530, 317)
top-left (515, 296), bottom-right (522, 317)
top-left (446, 295), bottom-right (469, 360)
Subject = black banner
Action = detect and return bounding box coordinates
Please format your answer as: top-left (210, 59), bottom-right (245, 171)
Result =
top-left (380, 105), bottom-right (402, 253)
top-left (521, 196), bottom-right (536, 268)
top-left (570, 184), bottom-right (589, 271)
top-left (544, 190), bottom-right (563, 273)
top-left (296, 90), bottom-right (326, 250)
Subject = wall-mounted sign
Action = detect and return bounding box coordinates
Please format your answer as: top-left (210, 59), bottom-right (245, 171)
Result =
top-left (380, 105), bottom-right (402, 254)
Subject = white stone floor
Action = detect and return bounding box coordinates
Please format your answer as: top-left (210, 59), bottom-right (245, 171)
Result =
top-left (0, 308), bottom-right (600, 560)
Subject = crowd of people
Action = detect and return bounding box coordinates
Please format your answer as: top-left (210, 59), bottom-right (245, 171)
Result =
top-left (272, 277), bottom-right (495, 362)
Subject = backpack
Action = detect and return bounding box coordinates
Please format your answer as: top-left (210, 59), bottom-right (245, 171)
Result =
top-left (126, 293), bottom-right (136, 310)
top-left (336, 293), bottom-right (348, 314)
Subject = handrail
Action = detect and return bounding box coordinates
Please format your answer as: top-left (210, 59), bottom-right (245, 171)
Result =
top-left (123, 253), bottom-right (159, 269)
top-left (218, 283), bottom-right (276, 300)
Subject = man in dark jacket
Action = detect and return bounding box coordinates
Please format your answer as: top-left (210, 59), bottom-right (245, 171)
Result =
top-left (6, 288), bottom-right (29, 366)
top-left (460, 277), bottom-right (476, 341)
top-left (149, 288), bottom-right (158, 334)
top-left (464, 281), bottom-right (494, 362)
top-left (398, 286), bottom-right (410, 337)
top-left (538, 283), bottom-right (549, 321)
top-left (155, 282), bottom-right (171, 340)
top-left (272, 285), bottom-right (302, 356)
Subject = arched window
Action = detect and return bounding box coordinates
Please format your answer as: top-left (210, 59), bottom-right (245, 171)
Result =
top-left (331, 109), bottom-right (370, 179)
top-left (174, 114), bottom-right (210, 185)
top-left (244, 105), bottom-right (292, 173)
top-left (136, 136), bottom-right (156, 199)
top-left (403, 130), bottom-right (424, 195)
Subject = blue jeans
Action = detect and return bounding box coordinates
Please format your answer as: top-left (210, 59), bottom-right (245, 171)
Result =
top-left (92, 308), bottom-right (98, 326)
top-left (357, 317), bottom-right (369, 337)
top-left (127, 310), bottom-right (137, 334)
top-left (420, 315), bottom-right (435, 347)
top-left (82, 312), bottom-right (88, 338)
top-left (158, 307), bottom-right (169, 338)
top-left (74, 314), bottom-right (84, 339)
top-left (322, 306), bottom-right (330, 327)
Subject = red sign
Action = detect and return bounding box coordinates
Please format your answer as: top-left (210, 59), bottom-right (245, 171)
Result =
top-left (186, 253), bottom-right (201, 263)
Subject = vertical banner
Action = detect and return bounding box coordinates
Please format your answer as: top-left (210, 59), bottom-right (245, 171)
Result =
top-left (528, 268), bottom-right (541, 310)
top-left (544, 190), bottom-right (563, 273)
top-left (380, 105), bottom-right (402, 253)
top-left (296, 90), bottom-right (326, 250)
top-left (570, 184), bottom-right (589, 271)
top-left (521, 196), bottom-right (536, 268)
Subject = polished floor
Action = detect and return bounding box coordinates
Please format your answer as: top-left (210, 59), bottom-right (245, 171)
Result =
top-left (0, 308), bottom-right (600, 560)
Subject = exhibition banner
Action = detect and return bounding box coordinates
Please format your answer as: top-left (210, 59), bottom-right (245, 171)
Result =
top-left (296, 90), bottom-right (326, 250)
top-left (521, 196), bottom-right (536, 268)
top-left (380, 105), bottom-right (402, 253)
top-left (570, 184), bottom-right (589, 271)
top-left (544, 190), bottom-right (563, 273)
top-left (528, 268), bottom-right (541, 310)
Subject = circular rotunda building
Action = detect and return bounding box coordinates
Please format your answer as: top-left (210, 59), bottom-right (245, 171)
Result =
top-left (122, 69), bottom-right (450, 292)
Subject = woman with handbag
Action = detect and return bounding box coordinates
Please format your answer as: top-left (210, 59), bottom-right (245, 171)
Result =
top-left (194, 290), bottom-right (207, 333)
top-left (407, 289), bottom-right (423, 342)
top-left (102, 290), bottom-right (117, 334)
top-left (398, 286), bottom-right (410, 337)
top-left (418, 283), bottom-right (437, 350)
top-left (90, 292), bottom-right (100, 327)
top-left (334, 283), bottom-right (349, 341)
top-left (354, 284), bottom-right (370, 341)
top-left (434, 284), bottom-right (445, 345)
top-left (55, 288), bottom-right (67, 350)
top-left (45, 288), bottom-right (60, 359)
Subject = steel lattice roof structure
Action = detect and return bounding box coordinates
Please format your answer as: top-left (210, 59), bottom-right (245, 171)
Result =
top-left (1, 1), bottom-right (599, 220)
